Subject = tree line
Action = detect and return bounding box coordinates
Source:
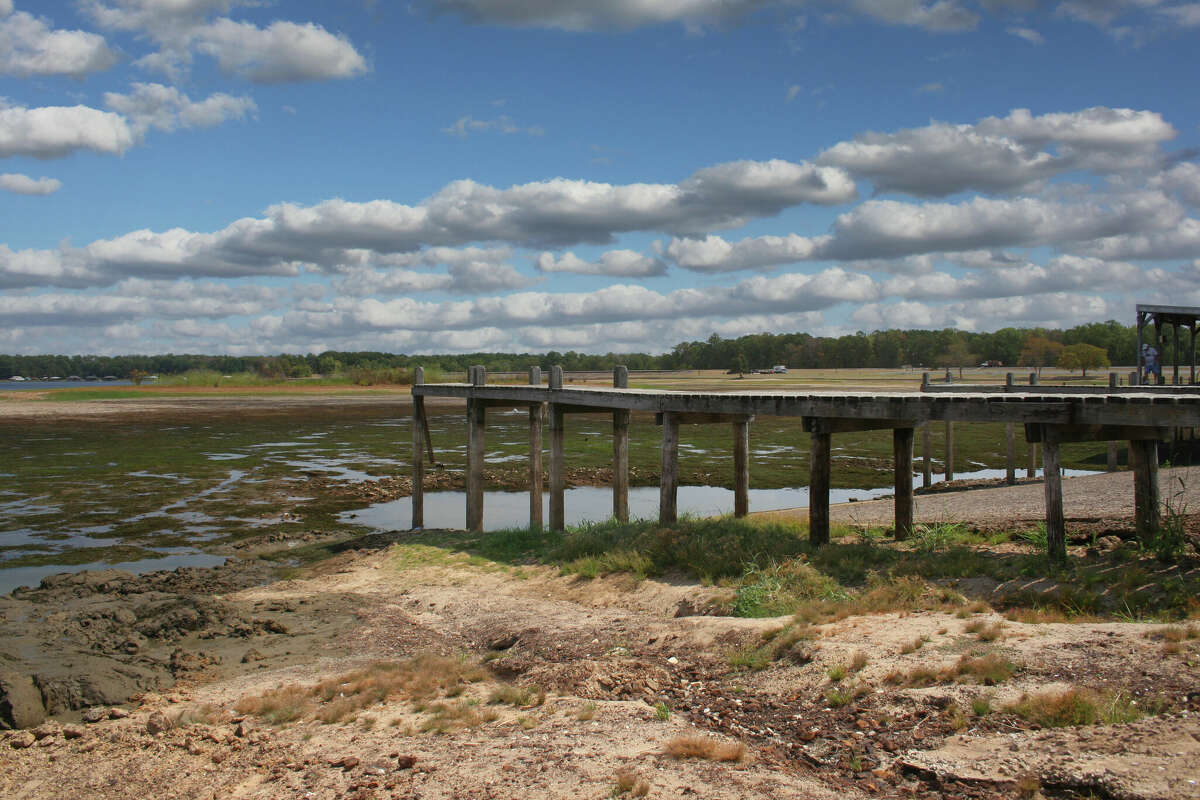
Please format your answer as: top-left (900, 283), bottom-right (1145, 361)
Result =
top-left (0, 320), bottom-right (1150, 381)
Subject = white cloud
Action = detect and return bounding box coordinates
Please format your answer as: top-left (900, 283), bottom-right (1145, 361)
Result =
top-left (104, 82), bottom-right (255, 135)
top-left (915, 81), bottom-right (945, 93)
top-left (534, 250), bottom-right (666, 277)
top-left (785, 84), bottom-right (802, 102)
top-left (443, 115), bottom-right (544, 138)
top-left (851, 292), bottom-right (1117, 332)
top-left (880, 255), bottom-right (1145, 300)
top-left (191, 19), bottom-right (367, 83)
top-left (666, 233), bottom-right (822, 272)
top-left (1149, 161), bottom-right (1200, 207)
top-left (0, 0), bottom-right (12, 16)
top-left (0, 10), bottom-right (118, 77)
top-left (1158, 3), bottom-right (1200, 25)
top-left (1057, 0), bottom-right (1165, 28)
top-left (1074, 217), bottom-right (1200, 260)
top-left (0, 103), bottom-right (134, 159)
top-left (1006, 25), bottom-right (1044, 43)
top-left (0, 172), bottom-right (61, 195)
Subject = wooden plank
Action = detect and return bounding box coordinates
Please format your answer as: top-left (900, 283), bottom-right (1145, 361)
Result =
top-left (412, 396), bottom-right (425, 529)
top-left (660, 412), bottom-right (679, 525)
top-left (466, 400), bottom-right (486, 533)
top-left (1042, 433), bottom-right (1066, 561)
top-left (893, 427), bottom-right (914, 540)
top-left (549, 404), bottom-right (565, 531)
top-left (733, 417), bottom-right (750, 518)
top-left (658, 412), bottom-right (756, 425)
top-left (803, 417), bottom-right (910, 434)
top-left (809, 427), bottom-right (831, 546)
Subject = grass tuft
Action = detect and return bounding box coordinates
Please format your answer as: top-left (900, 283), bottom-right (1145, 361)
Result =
top-left (664, 734), bottom-right (747, 762)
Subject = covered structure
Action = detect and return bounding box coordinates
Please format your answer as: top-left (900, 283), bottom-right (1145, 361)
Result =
top-left (1136, 304), bottom-right (1200, 385)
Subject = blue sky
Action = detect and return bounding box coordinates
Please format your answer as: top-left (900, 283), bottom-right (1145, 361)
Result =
top-left (2, 0), bottom-right (1199, 356)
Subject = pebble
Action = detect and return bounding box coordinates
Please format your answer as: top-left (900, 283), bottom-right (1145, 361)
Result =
top-left (9, 731), bottom-right (36, 749)
top-left (62, 724), bottom-right (85, 740)
top-left (146, 712), bottom-right (173, 735)
top-left (109, 707), bottom-right (130, 719)
top-left (82, 707), bottom-right (108, 724)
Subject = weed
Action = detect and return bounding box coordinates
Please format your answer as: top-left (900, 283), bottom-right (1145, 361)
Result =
top-left (653, 701), bottom-right (671, 721)
top-left (971, 693), bottom-right (993, 716)
top-left (575, 702), bottom-right (597, 721)
top-left (887, 653), bottom-right (1015, 687)
top-left (664, 734), bottom-right (747, 762)
top-left (1019, 524), bottom-right (1048, 551)
top-left (516, 714), bottom-right (538, 730)
top-left (899, 636), bottom-right (927, 655)
top-left (825, 683), bottom-right (869, 707)
top-left (488, 684), bottom-right (544, 707)
top-left (976, 621), bottom-right (1005, 642)
top-left (1005, 687), bottom-right (1166, 728)
top-left (849, 650), bottom-right (869, 672)
top-left (1150, 475), bottom-right (1190, 562)
top-left (827, 663), bottom-right (847, 683)
top-left (170, 704), bottom-right (226, 727)
top-left (613, 768), bottom-right (650, 797)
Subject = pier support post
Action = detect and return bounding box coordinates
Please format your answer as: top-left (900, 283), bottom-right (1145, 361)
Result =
top-left (1041, 430), bottom-right (1066, 561)
top-left (613, 366), bottom-right (630, 524)
top-left (1107, 441), bottom-right (1119, 472)
top-left (1028, 442), bottom-right (1037, 478)
top-left (466, 399), bottom-right (486, 533)
top-left (660, 412), bottom-right (679, 525)
top-left (944, 421), bottom-right (955, 482)
top-left (411, 367), bottom-right (425, 529)
top-left (549, 403), bottom-right (565, 531)
top-left (733, 416), bottom-right (750, 518)
top-left (528, 367), bottom-right (543, 530)
top-left (893, 426), bottom-right (914, 540)
top-left (809, 425), bottom-right (831, 546)
top-left (1131, 438), bottom-right (1161, 539)
top-left (1005, 423), bottom-right (1016, 485)
top-left (921, 422), bottom-right (932, 487)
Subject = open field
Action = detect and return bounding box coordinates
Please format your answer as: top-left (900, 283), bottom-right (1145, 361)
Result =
top-left (2, 379), bottom-right (1198, 799)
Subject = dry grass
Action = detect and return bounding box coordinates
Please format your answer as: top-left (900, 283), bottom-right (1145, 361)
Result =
top-left (171, 703), bottom-right (227, 727)
top-left (963, 619), bottom-right (1004, 641)
top-left (417, 700), bottom-right (499, 734)
top-left (899, 636), bottom-right (927, 654)
top-left (235, 654), bottom-right (488, 726)
top-left (614, 768), bottom-right (651, 796)
top-left (487, 683), bottom-right (545, 707)
top-left (1004, 687), bottom-right (1166, 728)
top-left (574, 702), bottom-right (597, 721)
top-left (664, 734), bottom-right (747, 762)
top-left (849, 650), bottom-right (869, 672)
top-left (886, 652), bottom-right (1016, 687)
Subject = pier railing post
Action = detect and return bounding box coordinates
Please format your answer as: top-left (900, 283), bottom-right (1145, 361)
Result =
top-left (1041, 428), bottom-right (1066, 561)
top-left (549, 403), bottom-right (565, 531)
top-left (733, 416), bottom-right (750, 518)
top-left (529, 367), bottom-right (544, 530)
top-left (893, 426), bottom-right (914, 540)
top-left (809, 421), bottom-right (831, 546)
top-left (1131, 438), bottom-right (1161, 540)
top-left (660, 412), bottom-right (679, 525)
top-left (412, 367), bottom-right (425, 529)
top-left (612, 366), bottom-right (630, 523)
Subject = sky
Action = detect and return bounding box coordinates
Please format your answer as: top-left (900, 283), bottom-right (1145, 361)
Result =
top-left (1, 0), bottom-right (1199, 357)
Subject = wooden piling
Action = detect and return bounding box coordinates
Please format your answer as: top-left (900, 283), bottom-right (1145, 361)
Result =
top-left (921, 422), bottom-right (932, 487)
top-left (549, 403), bottom-right (565, 531)
top-left (528, 367), bottom-right (543, 530)
top-left (809, 426), bottom-right (831, 546)
top-left (1107, 441), bottom-right (1119, 472)
top-left (1005, 422), bottom-right (1016, 485)
top-left (466, 399), bottom-right (486, 533)
top-left (660, 412), bottom-right (679, 525)
top-left (733, 417), bottom-right (750, 518)
top-left (613, 366), bottom-right (630, 523)
top-left (893, 426), bottom-right (914, 540)
top-left (1027, 442), bottom-right (1037, 478)
top-left (1041, 431), bottom-right (1066, 561)
top-left (411, 367), bottom-right (425, 529)
top-left (1131, 438), bottom-right (1161, 539)
top-left (944, 420), bottom-right (954, 481)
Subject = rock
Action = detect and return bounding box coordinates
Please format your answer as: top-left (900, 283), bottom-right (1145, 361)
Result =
top-left (0, 671), bottom-right (46, 730)
top-left (488, 633), bottom-right (519, 651)
top-left (145, 711), bottom-right (172, 735)
top-left (108, 707), bottom-right (130, 719)
top-left (62, 724), bottom-right (85, 740)
top-left (396, 755), bottom-right (417, 770)
top-left (241, 649), bottom-right (267, 664)
top-left (9, 731), bottom-right (36, 749)
top-left (1097, 535), bottom-right (1123, 551)
top-left (31, 722), bottom-right (58, 740)
top-left (81, 707), bottom-right (107, 724)
top-left (329, 755), bottom-right (360, 769)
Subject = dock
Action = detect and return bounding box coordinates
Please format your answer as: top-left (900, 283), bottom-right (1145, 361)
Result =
top-left (411, 366), bottom-right (1200, 560)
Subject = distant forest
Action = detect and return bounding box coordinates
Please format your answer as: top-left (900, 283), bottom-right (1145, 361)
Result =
top-left (0, 320), bottom-right (1149, 379)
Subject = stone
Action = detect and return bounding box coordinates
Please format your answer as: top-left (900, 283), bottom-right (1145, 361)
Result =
top-left (82, 707), bottom-right (107, 724)
top-left (62, 724), bottom-right (85, 740)
top-left (9, 731), bottom-right (36, 749)
top-left (145, 711), bottom-right (172, 735)
top-left (108, 707), bottom-right (130, 719)
top-left (241, 649), bottom-right (267, 664)
top-left (396, 755), bottom-right (417, 770)
top-left (0, 671), bottom-right (46, 730)
top-left (31, 722), bottom-right (58, 740)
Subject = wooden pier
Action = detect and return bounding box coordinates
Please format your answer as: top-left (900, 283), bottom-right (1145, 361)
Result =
top-left (411, 366), bottom-right (1200, 561)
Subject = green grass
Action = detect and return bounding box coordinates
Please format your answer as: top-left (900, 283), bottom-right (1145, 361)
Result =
top-left (1005, 688), bottom-right (1167, 727)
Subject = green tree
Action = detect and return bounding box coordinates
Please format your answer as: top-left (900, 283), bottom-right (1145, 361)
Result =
top-left (1057, 343), bottom-right (1110, 377)
top-left (936, 338), bottom-right (978, 379)
top-left (732, 350), bottom-right (748, 377)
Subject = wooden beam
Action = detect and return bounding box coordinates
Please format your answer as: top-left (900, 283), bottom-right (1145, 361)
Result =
top-left (1005, 422), bottom-right (1016, 485)
top-left (660, 411), bottom-right (679, 525)
top-left (549, 404), bottom-right (565, 531)
top-left (657, 412), bottom-right (756, 425)
top-left (803, 417), bottom-right (913, 434)
top-left (1027, 442), bottom-right (1037, 479)
top-left (1042, 432), bottom-right (1066, 561)
top-left (1025, 424), bottom-right (1169, 443)
top-left (1131, 438), bottom-right (1161, 539)
top-left (733, 417), bottom-right (750, 518)
top-left (893, 427), bottom-right (914, 540)
top-left (809, 429), bottom-right (831, 546)
top-left (466, 400), bottom-right (486, 533)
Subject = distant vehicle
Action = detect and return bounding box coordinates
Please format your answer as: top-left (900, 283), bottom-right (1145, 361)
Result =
top-left (9, 375), bottom-right (26, 381)
top-left (772, 365), bottom-right (788, 374)
top-left (979, 360), bottom-right (1003, 368)
top-left (101, 375), bottom-right (119, 381)
top-left (66, 375), bottom-right (82, 381)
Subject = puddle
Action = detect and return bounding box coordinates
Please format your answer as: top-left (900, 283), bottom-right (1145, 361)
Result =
top-left (0, 551), bottom-right (228, 595)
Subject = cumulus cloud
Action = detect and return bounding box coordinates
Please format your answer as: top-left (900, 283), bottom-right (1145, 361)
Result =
top-left (852, 292), bottom-right (1116, 332)
top-left (1149, 161), bottom-right (1200, 207)
top-left (0, 286), bottom-right (270, 326)
top-left (1006, 25), bottom-right (1044, 43)
top-left (666, 233), bottom-right (822, 272)
top-left (818, 107), bottom-right (1176, 198)
top-left (0, 0), bottom-right (12, 16)
top-left (1074, 217), bottom-right (1200, 261)
top-left (0, 172), bottom-right (61, 195)
top-left (534, 250), bottom-right (666, 277)
top-left (443, 115), bottom-right (544, 138)
top-left (0, 10), bottom-right (118, 77)
top-left (83, 0), bottom-right (366, 82)
top-left (0, 103), bottom-right (135, 158)
top-left (104, 82), bottom-right (255, 135)
top-left (880, 255), bottom-right (1145, 300)
top-left (1158, 3), bottom-right (1200, 25)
